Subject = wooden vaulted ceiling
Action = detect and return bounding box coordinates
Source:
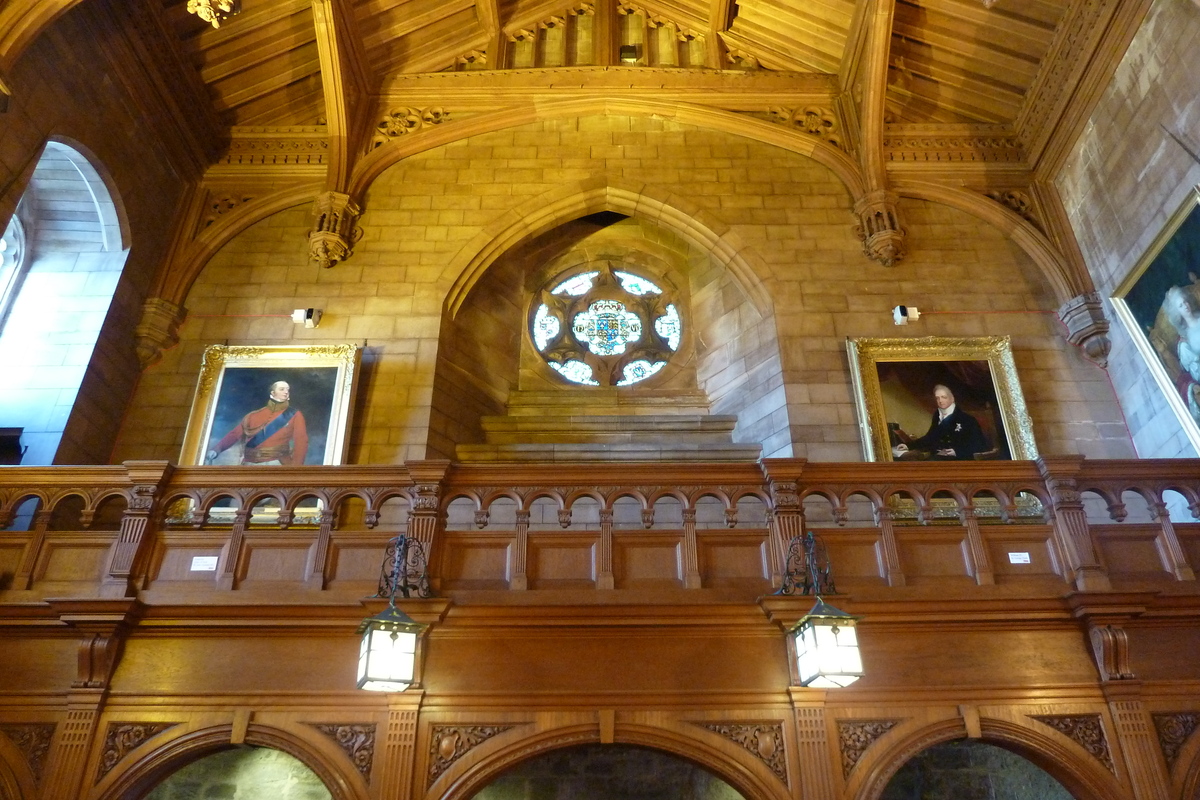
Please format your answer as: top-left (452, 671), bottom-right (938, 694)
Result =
top-left (161, 0), bottom-right (1069, 128)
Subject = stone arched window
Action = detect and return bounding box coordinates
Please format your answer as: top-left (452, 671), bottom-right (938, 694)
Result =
top-left (0, 212), bottom-right (27, 327)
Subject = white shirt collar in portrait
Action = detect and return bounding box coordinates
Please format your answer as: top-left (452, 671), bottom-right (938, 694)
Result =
top-left (939, 403), bottom-right (956, 422)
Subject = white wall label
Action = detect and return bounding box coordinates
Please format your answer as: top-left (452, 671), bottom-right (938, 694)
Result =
top-left (1007, 552), bottom-right (1031, 564)
top-left (190, 555), bottom-right (219, 572)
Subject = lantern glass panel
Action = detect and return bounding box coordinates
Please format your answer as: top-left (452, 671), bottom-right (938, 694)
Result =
top-left (794, 617), bottom-right (862, 688)
top-left (358, 624), bottom-right (418, 692)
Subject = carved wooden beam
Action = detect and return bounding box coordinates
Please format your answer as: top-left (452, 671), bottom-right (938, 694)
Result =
top-left (476, 0), bottom-right (500, 37)
top-left (854, 0), bottom-right (904, 267)
top-left (706, 0), bottom-right (734, 67)
top-left (311, 0), bottom-right (373, 266)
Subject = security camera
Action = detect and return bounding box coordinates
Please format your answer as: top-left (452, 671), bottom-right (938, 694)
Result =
top-left (892, 305), bottom-right (920, 325)
top-left (292, 308), bottom-right (323, 328)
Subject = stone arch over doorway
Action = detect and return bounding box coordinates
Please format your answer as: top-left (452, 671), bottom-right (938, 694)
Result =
top-left (430, 723), bottom-right (790, 800)
top-left (92, 723), bottom-right (365, 800)
top-left (849, 717), bottom-right (1127, 800)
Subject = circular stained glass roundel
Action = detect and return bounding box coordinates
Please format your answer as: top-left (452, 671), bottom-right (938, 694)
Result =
top-left (531, 265), bottom-right (681, 387)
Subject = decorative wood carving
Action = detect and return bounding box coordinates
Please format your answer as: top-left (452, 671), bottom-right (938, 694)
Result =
top-left (311, 723), bottom-right (376, 780)
top-left (428, 725), bottom-right (515, 784)
top-left (133, 298), bottom-right (187, 369)
top-left (1057, 292), bottom-right (1112, 369)
top-left (1089, 624), bottom-right (1134, 681)
top-left (201, 192), bottom-right (256, 230)
top-left (96, 723), bottom-right (176, 781)
top-left (217, 128), bottom-right (329, 167)
top-left (1151, 713), bottom-right (1200, 771)
top-left (308, 190), bottom-right (362, 269)
top-left (765, 107), bottom-right (842, 150)
top-left (837, 719), bottom-right (899, 777)
top-left (884, 126), bottom-right (1025, 163)
top-left (0, 724), bottom-right (55, 781)
top-left (1030, 714), bottom-right (1114, 772)
top-left (854, 189), bottom-right (906, 267)
top-left (987, 190), bottom-right (1041, 229)
top-left (699, 723), bottom-right (787, 784)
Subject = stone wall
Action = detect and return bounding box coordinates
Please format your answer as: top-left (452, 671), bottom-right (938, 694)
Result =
top-left (1057, 0), bottom-right (1200, 457)
top-left (116, 115), bottom-right (1133, 463)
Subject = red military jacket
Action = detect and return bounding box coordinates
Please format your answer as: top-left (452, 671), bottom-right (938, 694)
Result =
top-left (214, 400), bottom-right (309, 465)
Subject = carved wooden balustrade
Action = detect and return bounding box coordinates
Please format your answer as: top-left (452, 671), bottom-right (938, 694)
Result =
top-left (0, 457), bottom-right (1197, 604)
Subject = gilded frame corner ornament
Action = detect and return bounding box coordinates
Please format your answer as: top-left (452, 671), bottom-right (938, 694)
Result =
top-left (846, 336), bottom-right (1037, 462)
top-left (1111, 186), bottom-right (1200, 454)
top-left (180, 344), bottom-right (361, 466)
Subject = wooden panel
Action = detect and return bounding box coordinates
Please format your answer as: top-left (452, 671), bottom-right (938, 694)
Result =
top-left (696, 532), bottom-right (768, 590)
top-left (36, 536), bottom-right (109, 583)
top-left (528, 534), bottom-right (596, 588)
top-left (0, 543), bottom-right (24, 590)
top-left (438, 533), bottom-right (512, 590)
top-left (823, 530), bottom-right (886, 584)
top-left (1178, 524), bottom-right (1200, 574)
top-left (151, 538), bottom-right (226, 583)
top-left (613, 533), bottom-right (682, 589)
top-left (896, 531), bottom-right (973, 584)
top-left (1095, 526), bottom-right (1170, 577)
top-left (984, 529), bottom-right (1064, 584)
top-left (238, 538), bottom-right (312, 585)
top-left (326, 537), bottom-right (396, 589)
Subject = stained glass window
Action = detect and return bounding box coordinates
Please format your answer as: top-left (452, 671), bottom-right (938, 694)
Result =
top-left (572, 300), bottom-right (642, 356)
top-left (533, 304), bottom-right (559, 351)
top-left (615, 271), bottom-right (662, 295)
top-left (617, 360), bottom-right (666, 386)
top-left (549, 360), bottom-right (599, 385)
top-left (551, 271), bottom-right (598, 296)
top-left (655, 304), bottom-right (681, 351)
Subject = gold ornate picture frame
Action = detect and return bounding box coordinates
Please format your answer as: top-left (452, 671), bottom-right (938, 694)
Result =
top-left (1111, 187), bottom-right (1200, 454)
top-left (847, 336), bottom-right (1037, 462)
top-left (180, 344), bottom-right (361, 466)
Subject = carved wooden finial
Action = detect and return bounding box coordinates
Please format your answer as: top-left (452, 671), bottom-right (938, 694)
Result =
top-left (307, 191), bottom-right (362, 269)
top-left (853, 190), bottom-right (906, 267)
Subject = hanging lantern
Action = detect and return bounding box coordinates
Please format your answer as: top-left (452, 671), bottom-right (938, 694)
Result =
top-left (791, 598), bottom-right (863, 688)
top-left (357, 605), bottom-right (425, 692)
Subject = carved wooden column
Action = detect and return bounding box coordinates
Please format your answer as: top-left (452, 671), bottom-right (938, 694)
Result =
top-left (39, 600), bottom-right (141, 800)
top-left (510, 509), bottom-right (529, 591)
top-left (216, 507), bottom-right (249, 591)
top-left (1148, 499), bottom-right (1195, 581)
top-left (790, 690), bottom-right (838, 799)
top-left (101, 461), bottom-right (173, 598)
top-left (872, 504), bottom-right (906, 587)
top-left (377, 690), bottom-right (424, 800)
top-left (594, 0), bottom-right (617, 65)
top-left (1037, 456), bottom-right (1111, 591)
top-left (681, 507), bottom-right (701, 589)
top-left (958, 504), bottom-right (994, 585)
top-left (853, 0), bottom-right (905, 267)
top-left (306, 506), bottom-right (337, 589)
top-left (13, 507), bottom-right (51, 590)
top-left (767, 481), bottom-right (803, 589)
top-left (1104, 682), bottom-right (1172, 800)
top-left (598, 507), bottom-right (615, 590)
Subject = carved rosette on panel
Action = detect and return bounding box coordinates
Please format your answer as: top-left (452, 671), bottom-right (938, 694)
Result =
top-left (1030, 714), bottom-right (1114, 773)
top-left (371, 108), bottom-right (449, 148)
top-left (837, 719), bottom-right (899, 777)
top-left (428, 725), bottom-right (515, 785)
top-left (311, 723), bottom-right (376, 780)
top-left (0, 724), bottom-right (55, 782)
top-left (1151, 712), bottom-right (1200, 771)
top-left (699, 723), bottom-right (787, 784)
top-left (96, 723), bottom-right (177, 781)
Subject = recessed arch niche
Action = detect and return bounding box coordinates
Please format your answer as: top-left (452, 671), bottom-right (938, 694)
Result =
top-left (468, 743), bottom-right (745, 800)
top-left (139, 745), bottom-right (333, 800)
top-left (879, 739), bottom-right (1075, 800)
top-left (428, 211), bottom-right (789, 461)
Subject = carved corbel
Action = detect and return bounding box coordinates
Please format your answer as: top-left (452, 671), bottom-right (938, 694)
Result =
top-left (853, 190), bottom-right (906, 267)
top-left (307, 191), bottom-right (362, 269)
top-left (1058, 292), bottom-right (1112, 368)
top-left (47, 599), bottom-right (143, 690)
top-left (133, 298), bottom-right (187, 369)
top-left (1089, 624), bottom-right (1135, 681)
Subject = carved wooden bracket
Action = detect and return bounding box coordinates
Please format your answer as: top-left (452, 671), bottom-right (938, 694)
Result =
top-left (1058, 292), bottom-right (1111, 369)
top-left (1089, 624), bottom-right (1135, 681)
top-left (48, 599), bottom-right (143, 690)
top-left (133, 297), bottom-right (187, 369)
top-left (308, 190), bottom-right (362, 269)
top-left (853, 190), bottom-right (906, 267)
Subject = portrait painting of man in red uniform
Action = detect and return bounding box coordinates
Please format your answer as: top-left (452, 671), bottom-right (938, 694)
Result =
top-left (200, 365), bottom-right (340, 466)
